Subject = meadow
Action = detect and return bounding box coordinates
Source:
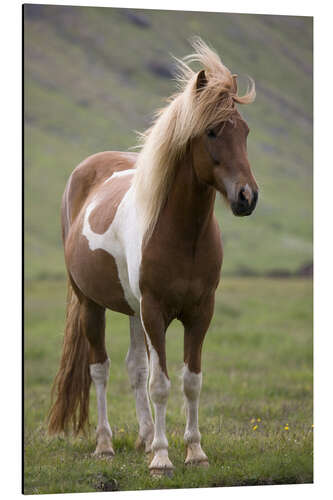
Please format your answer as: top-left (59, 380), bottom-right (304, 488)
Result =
top-left (24, 276), bottom-right (313, 493)
top-left (24, 5), bottom-right (313, 494)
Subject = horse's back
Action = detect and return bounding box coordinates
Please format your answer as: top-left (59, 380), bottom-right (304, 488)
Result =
top-left (62, 151), bottom-right (138, 241)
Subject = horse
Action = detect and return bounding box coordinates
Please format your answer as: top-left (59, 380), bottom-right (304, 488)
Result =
top-left (48, 38), bottom-right (258, 476)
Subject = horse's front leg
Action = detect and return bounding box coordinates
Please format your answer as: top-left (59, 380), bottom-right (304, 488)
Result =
top-left (182, 297), bottom-right (214, 467)
top-left (140, 295), bottom-right (174, 476)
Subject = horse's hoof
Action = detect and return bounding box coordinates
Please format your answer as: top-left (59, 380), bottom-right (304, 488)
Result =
top-left (185, 443), bottom-right (208, 467)
top-left (150, 467), bottom-right (174, 478)
top-left (149, 452), bottom-right (174, 477)
top-left (93, 452), bottom-right (114, 460)
top-left (185, 459), bottom-right (209, 467)
top-left (93, 448), bottom-right (115, 459)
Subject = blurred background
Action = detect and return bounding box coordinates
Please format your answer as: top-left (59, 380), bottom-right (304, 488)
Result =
top-left (24, 4), bottom-right (313, 281)
top-left (24, 5), bottom-right (313, 493)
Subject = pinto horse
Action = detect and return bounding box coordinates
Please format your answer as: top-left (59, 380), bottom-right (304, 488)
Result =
top-left (48, 38), bottom-right (258, 475)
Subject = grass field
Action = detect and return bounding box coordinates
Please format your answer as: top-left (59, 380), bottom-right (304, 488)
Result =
top-left (24, 276), bottom-right (313, 493)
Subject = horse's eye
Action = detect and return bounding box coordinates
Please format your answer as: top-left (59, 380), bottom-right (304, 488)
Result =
top-left (206, 129), bottom-right (216, 138)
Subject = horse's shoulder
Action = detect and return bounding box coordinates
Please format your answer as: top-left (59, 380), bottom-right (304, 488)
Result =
top-left (86, 171), bottom-right (135, 234)
top-left (64, 151), bottom-right (137, 224)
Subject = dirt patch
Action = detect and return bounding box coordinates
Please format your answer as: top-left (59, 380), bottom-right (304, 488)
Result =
top-left (94, 473), bottom-right (118, 492)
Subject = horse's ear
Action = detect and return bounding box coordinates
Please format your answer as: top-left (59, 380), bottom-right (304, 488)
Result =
top-left (196, 69), bottom-right (207, 91)
top-left (231, 74), bottom-right (238, 95)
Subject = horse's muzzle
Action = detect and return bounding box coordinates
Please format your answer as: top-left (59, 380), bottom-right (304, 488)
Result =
top-left (231, 189), bottom-right (258, 216)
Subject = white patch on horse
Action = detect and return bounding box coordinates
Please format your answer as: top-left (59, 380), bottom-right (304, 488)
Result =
top-left (139, 303), bottom-right (174, 471)
top-left (182, 364), bottom-right (202, 444)
top-left (223, 176), bottom-right (238, 202)
top-left (82, 181), bottom-right (142, 314)
top-left (147, 344), bottom-right (173, 469)
top-left (103, 169), bottom-right (134, 184)
top-left (90, 358), bottom-right (114, 455)
top-left (126, 316), bottom-right (154, 452)
top-left (182, 364), bottom-right (208, 464)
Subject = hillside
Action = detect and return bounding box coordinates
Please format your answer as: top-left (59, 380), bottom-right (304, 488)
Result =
top-left (24, 5), bottom-right (313, 281)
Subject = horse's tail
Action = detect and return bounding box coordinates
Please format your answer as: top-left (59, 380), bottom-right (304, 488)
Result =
top-left (48, 279), bottom-right (91, 435)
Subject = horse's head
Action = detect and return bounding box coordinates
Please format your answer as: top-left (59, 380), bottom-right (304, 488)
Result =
top-left (191, 69), bottom-right (258, 217)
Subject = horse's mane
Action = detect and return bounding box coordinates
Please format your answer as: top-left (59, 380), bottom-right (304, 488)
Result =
top-left (132, 37), bottom-right (255, 240)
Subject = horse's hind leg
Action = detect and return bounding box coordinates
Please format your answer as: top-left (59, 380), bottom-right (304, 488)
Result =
top-left (126, 316), bottom-right (154, 452)
top-left (80, 297), bottom-right (114, 457)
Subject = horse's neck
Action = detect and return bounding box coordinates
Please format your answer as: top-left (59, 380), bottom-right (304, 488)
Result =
top-left (161, 151), bottom-right (216, 239)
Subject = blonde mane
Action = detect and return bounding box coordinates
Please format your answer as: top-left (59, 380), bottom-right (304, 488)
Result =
top-left (132, 37), bottom-right (255, 240)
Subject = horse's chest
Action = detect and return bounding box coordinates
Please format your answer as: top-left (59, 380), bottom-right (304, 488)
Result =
top-left (140, 235), bottom-right (222, 315)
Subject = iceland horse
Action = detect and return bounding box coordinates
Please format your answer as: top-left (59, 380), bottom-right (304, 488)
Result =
top-left (48, 38), bottom-right (258, 475)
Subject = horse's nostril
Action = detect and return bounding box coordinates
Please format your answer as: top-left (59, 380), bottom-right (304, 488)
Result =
top-left (239, 188), bottom-right (246, 202)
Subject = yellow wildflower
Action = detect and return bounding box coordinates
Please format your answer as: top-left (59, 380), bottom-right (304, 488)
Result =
top-left (257, 418), bottom-right (261, 422)
top-left (253, 425), bottom-right (258, 431)
top-left (284, 424), bottom-right (289, 431)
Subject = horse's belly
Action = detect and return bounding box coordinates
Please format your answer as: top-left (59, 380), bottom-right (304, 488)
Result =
top-left (66, 230), bottom-right (136, 315)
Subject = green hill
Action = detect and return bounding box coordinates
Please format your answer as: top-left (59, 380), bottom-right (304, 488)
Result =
top-left (24, 5), bottom-right (313, 281)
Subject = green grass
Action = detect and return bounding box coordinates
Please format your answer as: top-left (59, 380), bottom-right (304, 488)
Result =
top-left (24, 277), bottom-right (313, 493)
